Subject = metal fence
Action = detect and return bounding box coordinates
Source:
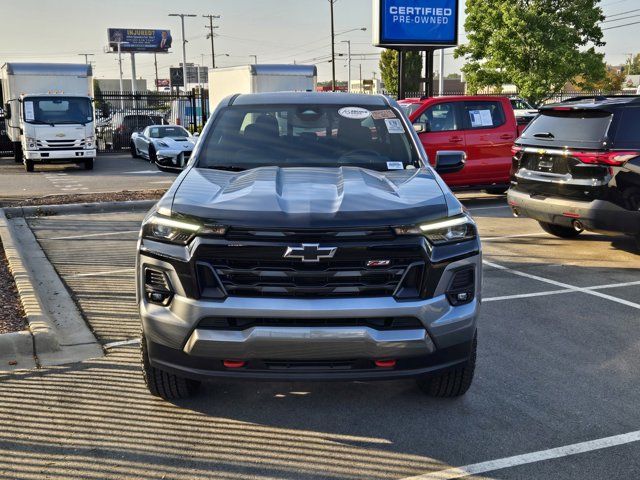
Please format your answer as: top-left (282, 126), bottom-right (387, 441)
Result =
top-left (95, 89), bottom-right (209, 153)
top-left (0, 117), bottom-right (13, 157)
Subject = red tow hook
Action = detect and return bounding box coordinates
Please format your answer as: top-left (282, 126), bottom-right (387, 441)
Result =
top-left (223, 360), bottom-right (246, 369)
top-left (374, 359), bottom-right (397, 368)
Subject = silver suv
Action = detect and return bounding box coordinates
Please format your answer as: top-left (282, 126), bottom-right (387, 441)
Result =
top-left (137, 92), bottom-right (482, 400)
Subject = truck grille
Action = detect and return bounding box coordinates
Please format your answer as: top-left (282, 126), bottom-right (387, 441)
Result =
top-left (195, 243), bottom-right (425, 298)
top-left (37, 139), bottom-right (85, 150)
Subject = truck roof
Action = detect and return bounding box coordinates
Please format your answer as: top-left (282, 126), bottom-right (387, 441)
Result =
top-left (1, 63), bottom-right (92, 77)
top-left (230, 91), bottom-right (390, 107)
top-left (211, 64), bottom-right (317, 77)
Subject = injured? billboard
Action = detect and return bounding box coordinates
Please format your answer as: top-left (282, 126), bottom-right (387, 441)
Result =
top-left (108, 28), bottom-right (172, 53)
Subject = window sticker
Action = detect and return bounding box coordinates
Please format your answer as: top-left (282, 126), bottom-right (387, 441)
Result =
top-left (371, 109), bottom-right (397, 120)
top-left (469, 109), bottom-right (494, 127)
top-left (338, 107), bottom-right (371, 120)
top-left (24, 101), bottom-right (35, 121)
top-left (387, 161), bottom-right (404, 170)
top-left (385, 118), bottom-right (404, 134)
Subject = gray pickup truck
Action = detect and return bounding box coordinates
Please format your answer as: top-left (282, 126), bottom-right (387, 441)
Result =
top-left (137, 92), bottom-right (482, 400)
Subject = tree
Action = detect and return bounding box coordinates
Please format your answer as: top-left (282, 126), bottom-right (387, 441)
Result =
top-left (626, 54), bottom-right (640, 75)
top-left (455, 0), bottom-right (607, 105)
top-left (379, 49), bottom-right (423, 96)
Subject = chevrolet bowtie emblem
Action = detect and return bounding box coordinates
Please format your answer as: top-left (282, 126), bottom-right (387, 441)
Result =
top-left (55, 133), bottom-right (66, 138)
top-left (283, 244), bottom-right (337, 263)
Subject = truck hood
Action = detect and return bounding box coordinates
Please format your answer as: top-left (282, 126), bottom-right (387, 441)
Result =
top-left (170, 166), bottom-right (449, 228)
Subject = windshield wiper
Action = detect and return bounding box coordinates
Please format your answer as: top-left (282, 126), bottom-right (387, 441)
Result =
top-left (533, 132), bottom-right (555, 139)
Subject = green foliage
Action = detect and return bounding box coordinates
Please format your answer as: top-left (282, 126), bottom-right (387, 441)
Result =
top-left (626, 54), bottom-right (640, 75)
top-left (456, 0), bottom-right (607, 104)
top-left (379, 49), bottom-right (423, 95)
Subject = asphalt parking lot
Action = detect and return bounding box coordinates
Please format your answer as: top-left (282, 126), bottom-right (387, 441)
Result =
top-left (1, 196), bottom-right (638, 479)
top-left (0, 154), bottom-right (176, 201)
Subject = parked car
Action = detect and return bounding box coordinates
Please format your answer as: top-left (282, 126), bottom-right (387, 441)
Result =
top-left (509, 97), bottom-right (538, 130)
top-left (138, 92), bottom-right (482, 400)
top-left (399, 95), bottom-right (520, 194)
top-left (102, 113), bottom-right (166, 151)
top-left (508, 96), bottom-right (640, 250)
top-left (131, 125), bottom-right (197, 171)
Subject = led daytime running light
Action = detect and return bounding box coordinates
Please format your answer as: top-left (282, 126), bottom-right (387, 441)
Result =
top-left (419, 216), bottom-right (470, 233)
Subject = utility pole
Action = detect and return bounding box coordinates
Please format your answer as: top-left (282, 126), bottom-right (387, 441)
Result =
top-left (169, 13), bottom-right (197, 91)
top-left (203, 14), bottom-right (221, 69)
top-left (111, 41), bottom-right (129, 110)
top-left (78, 53), bottom-right (94, 64)
top-left (154, 53), bottom-right (159, 92)
top-left (439, 48), bottom-right (445, 96)
top-left (329, 0), bottom-right (337, 91)
top-left (359, 64), bottom-right (362, 94)
top-left (341, 40), bottom-right (351, 92)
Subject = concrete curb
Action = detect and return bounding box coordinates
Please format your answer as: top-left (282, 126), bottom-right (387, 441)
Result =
top-left (0, 208), bottom-right (103, 369)
top-left (3, 199), bottom-right (156, 219)
top-left (0, 331), bottom-right (36, 371)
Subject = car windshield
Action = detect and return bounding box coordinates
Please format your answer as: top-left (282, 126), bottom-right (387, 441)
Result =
top-left (23, 97), bottom-right (92, 125)
top-left (197, 104), bottom-right (421, 172)
top-left (151, 126), bottom-right (190, 139)
top-left (520, 109), bottom-right (613, 148)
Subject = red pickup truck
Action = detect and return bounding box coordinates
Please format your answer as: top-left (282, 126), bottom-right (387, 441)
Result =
top-left (399, 96), bottom-right (527, 194)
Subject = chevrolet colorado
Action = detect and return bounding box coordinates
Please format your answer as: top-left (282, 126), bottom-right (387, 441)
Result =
top-left (137, 92), bottom-right (482, 400)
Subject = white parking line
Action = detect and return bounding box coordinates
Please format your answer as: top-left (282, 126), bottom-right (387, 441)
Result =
top-left (484, 280), bottom-right (640, 303)
top-left (49, 230), bottom-right (139, 240)
top-left (104, 338), bottom-right (141, 349)
top-left (484, 260), bottom-right (640, 310)
top-left (482, 232), bottom-right (550, 241)
top-left (402, 430), bottom-right (640, 480)
top-left (66, 268), bottom-right (134, 278)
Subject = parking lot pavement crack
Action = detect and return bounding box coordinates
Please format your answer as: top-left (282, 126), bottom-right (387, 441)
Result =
top-left (483, 260), bottom-right (640, 310)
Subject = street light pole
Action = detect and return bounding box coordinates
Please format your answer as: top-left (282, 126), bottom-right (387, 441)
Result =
top-left (169, 13), bottom-right (197, 91)
top-left (341, 40), bottom-right (351, 93)
top-left (203, 14), bottom-right (221, 69)
top-left (329, 0), bottom-right (336, 91)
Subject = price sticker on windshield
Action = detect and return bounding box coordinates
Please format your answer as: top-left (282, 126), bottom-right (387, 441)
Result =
top-left (385, 118), bottom-right (404, 134)
top-left (24, 101), bottom-right (35, 121)
top-left (338, 107), bottom-right (371, 120)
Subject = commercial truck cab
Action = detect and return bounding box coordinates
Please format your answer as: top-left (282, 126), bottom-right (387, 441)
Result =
top-left (1, 63), bottom-right (96, 172)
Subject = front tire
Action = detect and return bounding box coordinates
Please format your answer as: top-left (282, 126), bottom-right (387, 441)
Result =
top-left (84, 158), bottom-right (94, 170)
top-left (485, 186), bottom-right (508, 195)
top-left (148, 145), bottom-right (158, 164)
top-left (416, 336), bottom-right (476, 398)
top-left (538, 221), bottom-right (582, 238)
top-left (24, 159), bottom-right (34, 172)
top-left (141, 334), bottom-right (200, 400)
top-left (130, 142), bottom-right (139, 158)
top-left (14, 142), bottom-right (23, 163)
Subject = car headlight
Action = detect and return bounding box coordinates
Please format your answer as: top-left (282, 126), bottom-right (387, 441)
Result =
top-left (85, 136), bottom-right (95, 149)
top-left (395, 215), bottom-right (477, 245)
top-left (26, 137), bottom-right (36, 150)
top-left (141, 214), bottom-right (227, 245)
top-left (157, 141), bottom-right (169, 148)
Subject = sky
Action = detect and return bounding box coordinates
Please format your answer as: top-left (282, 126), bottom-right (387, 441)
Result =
top-left (0, 0), bottom-right (638, 85)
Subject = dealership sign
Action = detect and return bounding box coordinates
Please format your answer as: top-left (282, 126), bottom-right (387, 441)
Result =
top-left (372, 0), bottom-right (459, 47)
top-left (108, 28), bottom-right (172, 53)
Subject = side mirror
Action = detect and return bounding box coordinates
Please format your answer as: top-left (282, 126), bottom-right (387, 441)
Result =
top-left (4, 103), bottom-right (11, 120)
top-left (193, 132), bottom-right (200, 138)
top-left (435, 150), bottom-right (466, 175)
top-left (413, 123), bottom-right (425, 134)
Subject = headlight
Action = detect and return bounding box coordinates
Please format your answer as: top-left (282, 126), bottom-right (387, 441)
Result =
top-left (395, 215), bottom-right (477, 245)
top-left (26, 137), bottom-right (36, 150)
top-left (141, 214), bottom-right (227, 245)
top-left (85, 136), bottom-right (95, 149)
top-left (157, 141), bottom-right (169, 148)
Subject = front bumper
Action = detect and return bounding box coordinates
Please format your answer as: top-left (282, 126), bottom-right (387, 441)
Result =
top-left (140, 250), bottom-right (481, 381)
top-left (24, 149), bottom-right (96, 161)
top-left (508, 187), bottom-right (640, 235)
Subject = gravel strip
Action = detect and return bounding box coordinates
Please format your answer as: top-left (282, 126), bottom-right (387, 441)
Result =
top-left (0, 189), bottom-right (166, 208)
top-left (0, 239), bottom-right (26, 334)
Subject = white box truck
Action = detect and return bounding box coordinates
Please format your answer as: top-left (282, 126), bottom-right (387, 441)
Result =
top-left (1, 63), bottom-right (96, 172)
top-left (208, 64), bottom-right (317, 112)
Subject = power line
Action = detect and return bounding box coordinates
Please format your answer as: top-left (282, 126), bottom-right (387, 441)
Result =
top-left (601, 13), bottom-right (640, 23)
top-left (604, 7), bottom-right (640, 18)
top-left (602, 19), bottom-right (640, 29)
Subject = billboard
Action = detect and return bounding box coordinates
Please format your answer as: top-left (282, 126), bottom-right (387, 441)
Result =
top-left (108, 28), bottom-right (172, 53)
top-left (373, 0), bottom-right (459, 48)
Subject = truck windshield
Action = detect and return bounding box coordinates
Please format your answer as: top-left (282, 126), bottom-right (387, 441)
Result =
top-left (197, 104), bottom-right (421, 172)
top-left (23, 97), bottom-right (93, 125)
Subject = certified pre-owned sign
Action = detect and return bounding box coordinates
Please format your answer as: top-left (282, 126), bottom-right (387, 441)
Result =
top-left (372, 0), bottom-right (459, 48)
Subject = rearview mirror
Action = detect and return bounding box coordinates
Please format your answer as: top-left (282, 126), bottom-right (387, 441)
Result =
top-left (435, 151), bottom-right (466, 175)
top-left (4, 103), bottom-right (11, 120)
